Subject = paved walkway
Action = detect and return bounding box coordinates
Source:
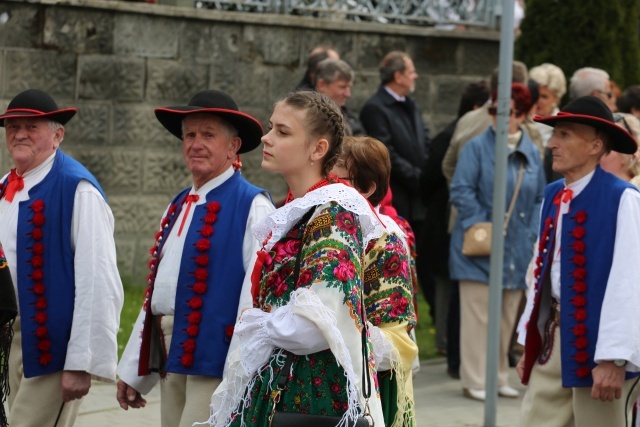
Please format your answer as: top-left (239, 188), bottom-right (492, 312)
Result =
top-left (74, 358), bottom-right (524, 426)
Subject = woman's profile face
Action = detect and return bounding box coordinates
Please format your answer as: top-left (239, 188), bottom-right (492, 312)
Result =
top-left (600, 150), bottom-right (631, 181)
top-left (535, 86), bottom-right (559, 117)
top-left (261, 102), bottom-right (313, 176)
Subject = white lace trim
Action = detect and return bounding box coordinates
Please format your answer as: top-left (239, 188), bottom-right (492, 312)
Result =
top-left (252, 183), bottom-right (385, 251)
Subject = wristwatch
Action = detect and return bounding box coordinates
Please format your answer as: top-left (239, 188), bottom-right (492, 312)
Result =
top-left (612, 359), bottom-right (627, 367)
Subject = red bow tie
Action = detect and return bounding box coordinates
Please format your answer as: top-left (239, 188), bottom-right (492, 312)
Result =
top-left (4, 169), bottom-right (24, 203)
top-left (553, 188), bottom-right (573, 206)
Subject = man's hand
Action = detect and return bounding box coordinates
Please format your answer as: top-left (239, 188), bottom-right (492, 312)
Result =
top-left (61, 370), bottom-right (91, 402)
top-left (116, 380), bottom-right (147, 410)
top-left (591, 361), bottom-right (626, 401)
top-left (516, 354), bottom-right (525, 381)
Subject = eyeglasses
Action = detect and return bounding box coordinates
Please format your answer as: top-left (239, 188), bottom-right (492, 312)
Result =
top-left (596, 89), bottom-right (614, 100)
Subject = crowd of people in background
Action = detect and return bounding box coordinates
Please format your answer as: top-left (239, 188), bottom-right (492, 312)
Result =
top-left (2, 41), bottom-right (640, 427)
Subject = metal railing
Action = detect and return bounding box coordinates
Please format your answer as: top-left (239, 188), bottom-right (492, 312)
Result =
top-left (194, 0), bottom-right (497, 28)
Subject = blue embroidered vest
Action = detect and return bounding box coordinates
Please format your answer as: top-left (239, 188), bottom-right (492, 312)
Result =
top-left (139, 172), bottom-right (266, 378)
top-left (523, 166), bottom-right (640, 387)
top-left (5, 150), bottom-right (104, 378)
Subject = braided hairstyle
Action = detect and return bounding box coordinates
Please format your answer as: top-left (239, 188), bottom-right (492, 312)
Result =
top-left (279, 91), bottom-right (346, 176)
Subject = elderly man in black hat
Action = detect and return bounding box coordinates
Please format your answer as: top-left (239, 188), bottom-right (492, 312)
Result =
top-left (116, 90), bottom-right (274, 427)
top-left (516, 96), bottom-right (640, 425)
top-left (0, 89), bottom-right (124, 426)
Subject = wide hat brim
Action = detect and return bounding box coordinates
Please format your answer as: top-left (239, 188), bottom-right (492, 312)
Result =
top-left (154, 90), bottom-right (263, 154)
top-left (0, 89), bottom-right (77, 126)
top-left (534, 96), bottom-right (637, 154)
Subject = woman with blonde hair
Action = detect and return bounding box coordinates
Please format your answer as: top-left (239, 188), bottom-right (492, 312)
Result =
top-left (600, 112), bottom-right (640, 186)
top-left (207, 92), bottom-right (385, 427)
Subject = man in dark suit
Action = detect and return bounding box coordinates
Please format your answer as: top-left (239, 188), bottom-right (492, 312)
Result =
top-left (360, 50), bottom-right (431, 309)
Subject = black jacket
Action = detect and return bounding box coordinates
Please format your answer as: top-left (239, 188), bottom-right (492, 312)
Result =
top-left (360, 86), bottom-right (430, 222)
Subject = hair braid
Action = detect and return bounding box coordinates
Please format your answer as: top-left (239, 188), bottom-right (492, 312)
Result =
top-left (280, 91), bottom-right (346, 176)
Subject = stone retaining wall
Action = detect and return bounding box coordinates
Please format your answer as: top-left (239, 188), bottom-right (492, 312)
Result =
top-left (0, 0), bottom-right (499, 281)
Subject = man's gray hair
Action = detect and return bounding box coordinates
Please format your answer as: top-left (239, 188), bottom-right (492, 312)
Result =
top-left (314, 59), bottom-right (354, 86)
top-left (379, 51), bottom-right (410, 85)
top-left (180, 114), bottom-right (239, 139)
top-left (570, 67), bottom-right (610, 100)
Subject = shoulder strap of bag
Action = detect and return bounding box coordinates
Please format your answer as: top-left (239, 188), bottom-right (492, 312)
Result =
top-left (503, 161), bottom-right (525, 235)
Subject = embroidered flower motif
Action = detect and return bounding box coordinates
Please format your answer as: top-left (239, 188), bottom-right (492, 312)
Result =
top-left (336, 211), bottom-right (357, 235)
top-left (382, 254), bottom-right (403, 279)
top-left (297, 269), bottom-right (313, 286)
top-left (389, 292), bottom-right (409, 318)
top-left (333, 260), bottom-right (356, 282)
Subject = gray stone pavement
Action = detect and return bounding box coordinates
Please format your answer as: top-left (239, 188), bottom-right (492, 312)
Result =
top-left (74, 358), bottom-right (524, 426)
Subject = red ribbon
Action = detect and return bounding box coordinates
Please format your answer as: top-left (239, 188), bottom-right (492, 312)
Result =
top-left (177, 194), bottom-right (200, 237)
top-left (4, 169), bottom-right (24, 202)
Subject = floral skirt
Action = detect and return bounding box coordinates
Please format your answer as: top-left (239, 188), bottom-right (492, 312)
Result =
top-left (378, 370), bottom-right (415, 427)
top-left (230, 349), bottom-right (350, 427)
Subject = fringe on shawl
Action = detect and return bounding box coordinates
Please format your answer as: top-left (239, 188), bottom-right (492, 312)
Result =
top-left (202, 288), bottom-right (365, 426)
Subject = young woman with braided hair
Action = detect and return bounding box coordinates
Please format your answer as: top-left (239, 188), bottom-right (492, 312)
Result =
top-left (207, 91), bottom-right (385, 427)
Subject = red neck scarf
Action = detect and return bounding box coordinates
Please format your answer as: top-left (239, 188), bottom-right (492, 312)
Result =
top-left (4, 169), bottom-right (24, 203)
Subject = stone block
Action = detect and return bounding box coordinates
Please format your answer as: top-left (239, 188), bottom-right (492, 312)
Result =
top-left (243, 26), bottom-right (299, 66)
top-left (79, 55), bottom-right (145, 100)
top-left (114, 14), bottom-right (179, 58)
top-left (146, 59), bottom-right (209, 102)
top-left (460, 39), bottom-right (499, 77)
top-left (115, 237), bottom-right (137, 281)
top-left (63, 101), bottom-right (111, 147)
top-left (0, 4), bottom-right (41, 49)
top-left (63, 148), bottom-right (143, 194)
top-left (412, 37), bottom-right (459, 75)
top-left (110, 194), bottom-right (173, 236)
top-left (143, 150), bottom-right (191, 193)
top-left (113, 103), bottom-right (176, 147)
top-left (180, 21), bottom-right (243, 65)
top-left (350, 72), bottom-right (379, 114)
top-left (269, 66), bottom-right (299, 104)
top-left (5, 51), bottom-right (76, 100)
top-left (354, 34), bottom-right (408, 71)
top-left (299, 30), bottom-right (356, 67)
top-left (210, 62), bottom-right (269, 110)
top-left (433, 77), bottom-right (481, 116)
top-left (43, 7), bottom-right (114, 54)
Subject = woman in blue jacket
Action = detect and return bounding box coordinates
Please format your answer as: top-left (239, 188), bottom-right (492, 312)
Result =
top-left (449, 82), bottom-right (546, 401)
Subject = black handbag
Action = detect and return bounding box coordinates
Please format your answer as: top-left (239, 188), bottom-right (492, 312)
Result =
top-left (267, 208), bottom-right (374, 427)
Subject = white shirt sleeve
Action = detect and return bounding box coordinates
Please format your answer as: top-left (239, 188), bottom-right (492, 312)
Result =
top-left (64, 180), bottom-right (124, 382)
top-left (594, 189), bottom-right (640, 371)
top-left (236, 193), bottom-right (276, 318)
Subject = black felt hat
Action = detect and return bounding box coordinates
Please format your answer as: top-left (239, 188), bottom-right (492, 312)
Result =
top-left (534, 96), bottom-right (637, 154)
top-left (0, 89), bottom-right (77, 126)
top-left (154, 90), bottom-right (263, 154)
